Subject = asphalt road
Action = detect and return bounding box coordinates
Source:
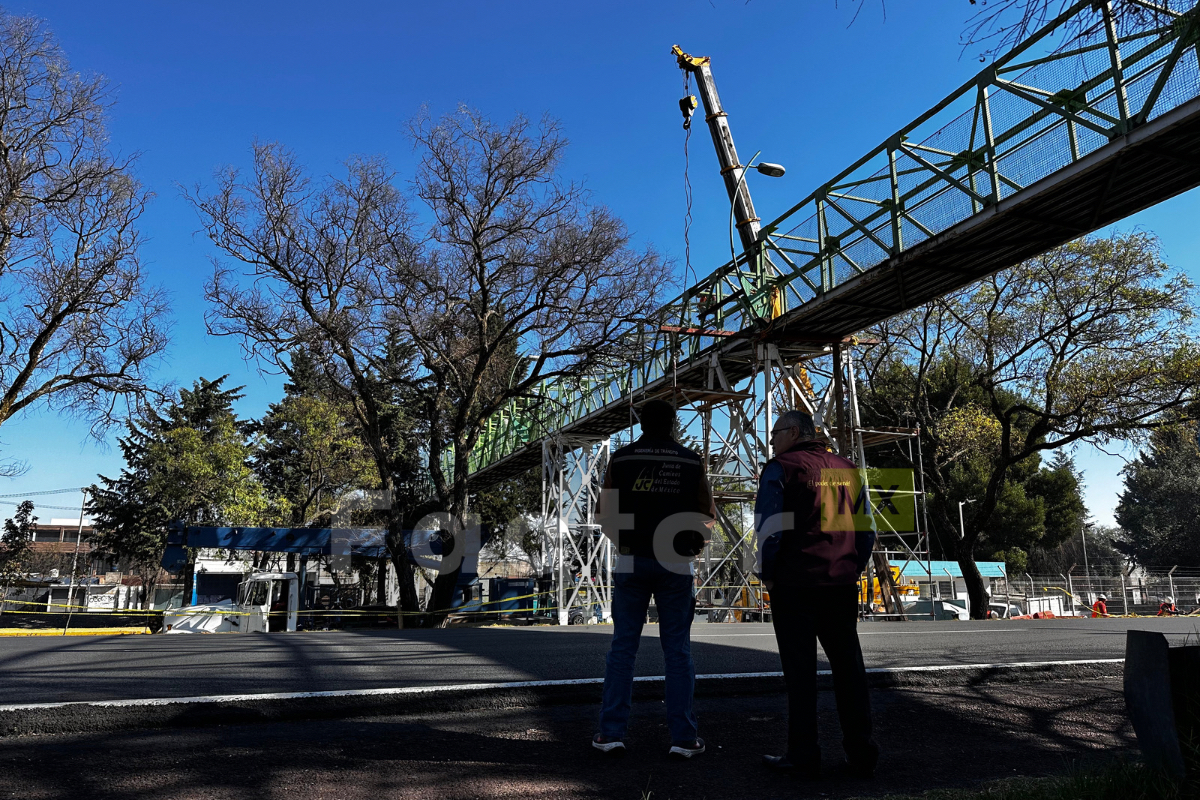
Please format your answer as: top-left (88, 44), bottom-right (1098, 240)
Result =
top-left (0, 617), bottom-right (1191, 706)
top-left (0, 680), bottom-right (1133, 799)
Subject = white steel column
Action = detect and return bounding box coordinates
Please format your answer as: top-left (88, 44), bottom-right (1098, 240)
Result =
top-left (544, 435), bottom-right (611, 626)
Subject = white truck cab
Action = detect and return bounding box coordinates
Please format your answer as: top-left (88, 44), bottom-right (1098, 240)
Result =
top-left (163, 572), bottom-right (299, 634)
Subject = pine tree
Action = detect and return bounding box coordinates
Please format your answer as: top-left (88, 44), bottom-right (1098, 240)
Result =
top-left (87, 376), bottom-right (268, 606)
top-left (1115, 422), bottom-right (1200, 567)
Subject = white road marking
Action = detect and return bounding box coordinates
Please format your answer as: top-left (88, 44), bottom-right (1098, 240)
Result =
top-left (858, 629), bottom-right (1026, 635)
top-left (0, 658), bottom-right (1123, 713)
top-left (691, 629), bottom-right (1027, 637)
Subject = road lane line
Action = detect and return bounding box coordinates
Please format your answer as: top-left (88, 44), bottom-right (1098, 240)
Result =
top-left (0, 658), bottom-right (1124, 713)
top-left (692, 629), bottom-right (1027, 637)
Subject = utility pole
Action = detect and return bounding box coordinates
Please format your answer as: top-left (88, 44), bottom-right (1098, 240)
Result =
top-left (63, 487), bottom-right (89, 636)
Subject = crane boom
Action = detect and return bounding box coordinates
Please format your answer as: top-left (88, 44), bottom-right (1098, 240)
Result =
top-left (673, 44), bottom-right (762, 254)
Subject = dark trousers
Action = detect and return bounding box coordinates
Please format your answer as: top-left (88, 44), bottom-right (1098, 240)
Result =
top-left (769, 582), bottom-right (877, 768)
top-left (598, 555), bottom-right (698, 743)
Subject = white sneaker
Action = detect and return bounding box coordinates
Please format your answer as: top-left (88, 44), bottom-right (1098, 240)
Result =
top-left (669, 737), bottom-right (705, 760)
top-left (592, 733), bottom-right (626, 755)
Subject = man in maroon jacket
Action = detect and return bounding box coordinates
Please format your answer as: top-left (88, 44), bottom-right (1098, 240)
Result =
top-left (756, 410), bottom-right (879, 779)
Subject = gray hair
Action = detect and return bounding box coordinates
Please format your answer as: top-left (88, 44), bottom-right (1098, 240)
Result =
top-left (776, 410), bottom-right (817, 440)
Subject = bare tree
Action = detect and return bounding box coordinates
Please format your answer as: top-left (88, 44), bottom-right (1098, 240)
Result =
top-left (394, 109), bottom-right (672, 618)
top-left (191, 110), bottom-right (671, 625)
top-left (0, 13), bottom-right (169, 473)
top-left (189, 145), bottom-right (427, 621)
top-left (960, 0), bottom-right (1191, 58)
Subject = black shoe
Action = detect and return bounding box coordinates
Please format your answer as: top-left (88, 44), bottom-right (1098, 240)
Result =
top-left (762, 754), bottom-right (820, 779)
top-left (592, 733), bottom-right (626, 756)
top-left (841, 741), bottom-right (879, 779)
top-left (827, 758), bottom-right (876, 780)
top-left (668, 737), bottom-right (705, 760)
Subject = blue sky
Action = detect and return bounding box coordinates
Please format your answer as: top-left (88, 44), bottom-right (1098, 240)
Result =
top-left (4, 0), bottom-right (1199, 526)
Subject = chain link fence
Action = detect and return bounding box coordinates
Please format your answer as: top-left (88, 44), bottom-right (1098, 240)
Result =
top-left (996, 570), bottom-right (1200, 617)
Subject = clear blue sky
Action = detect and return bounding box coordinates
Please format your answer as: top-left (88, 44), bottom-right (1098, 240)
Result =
top-left (5, 0), bottom-right (1199, 526)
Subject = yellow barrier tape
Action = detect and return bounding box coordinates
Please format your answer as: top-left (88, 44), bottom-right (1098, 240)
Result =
top-left (1, 598), bottom-right (159, 615)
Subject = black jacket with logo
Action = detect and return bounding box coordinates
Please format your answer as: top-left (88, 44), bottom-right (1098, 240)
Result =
top-left (599, 434), bottom-right (715, 560)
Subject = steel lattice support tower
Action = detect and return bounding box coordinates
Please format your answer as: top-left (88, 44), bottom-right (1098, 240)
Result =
top-left (539, 340), bottom-right (932, 624)
top-left (542, 435), bottom-right (613, 625)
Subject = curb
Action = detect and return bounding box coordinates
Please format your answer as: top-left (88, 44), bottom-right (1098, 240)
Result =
top-left (0, 659), bottom-right (1124, 738)
top-left (0, 628), bottom-right (150, 637)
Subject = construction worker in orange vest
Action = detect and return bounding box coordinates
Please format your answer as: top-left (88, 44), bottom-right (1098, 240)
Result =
top-left (1091, 595), bottom-right (1108, 618)
top-left (1158, 596), bottom-right (1180, 616)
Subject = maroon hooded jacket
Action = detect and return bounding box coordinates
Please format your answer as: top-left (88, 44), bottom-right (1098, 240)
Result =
top-left (756, 440), bottom-right (876, 587)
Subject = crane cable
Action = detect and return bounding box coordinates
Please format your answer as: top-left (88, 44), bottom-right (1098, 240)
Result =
top-left (682, 68), bottom-right (695, 290)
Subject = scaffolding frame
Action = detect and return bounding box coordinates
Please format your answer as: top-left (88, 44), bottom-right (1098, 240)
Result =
top-left (539, 339), bottom-right (931, 625)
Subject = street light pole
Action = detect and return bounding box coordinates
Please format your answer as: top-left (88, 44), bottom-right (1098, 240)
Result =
top-left (958, 499), bottom-right (976, 540)
top-left (1081, 522), bottom-right (1092, 589)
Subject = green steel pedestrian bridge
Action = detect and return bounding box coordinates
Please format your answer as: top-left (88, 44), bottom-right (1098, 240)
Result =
top-left (468, 0), bottom-right (1200, 491)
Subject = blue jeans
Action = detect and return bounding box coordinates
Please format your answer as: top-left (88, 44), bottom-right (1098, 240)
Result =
top-left (598, 555), bottom-right (698, 743)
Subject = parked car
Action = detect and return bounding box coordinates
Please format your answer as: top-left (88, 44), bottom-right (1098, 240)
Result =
top-left (987, 601), bottom-right (1024, 619)
top-left (901, 599), bottom-right (969, 621)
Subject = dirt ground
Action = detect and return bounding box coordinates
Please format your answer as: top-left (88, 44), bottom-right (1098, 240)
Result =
top-left (0, 679), bottom-right (1134, 800)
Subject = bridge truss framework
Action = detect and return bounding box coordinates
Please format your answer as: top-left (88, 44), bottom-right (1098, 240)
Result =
top-left (539, 339), bottom-right (933, 625)
top-left (468, 0), bottom-right (1200, 624)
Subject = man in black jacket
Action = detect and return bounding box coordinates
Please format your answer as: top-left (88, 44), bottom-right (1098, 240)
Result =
top-left (593, 399), bottom-right (715, 760)
top-left (756, 409), bottom-right (879, 779)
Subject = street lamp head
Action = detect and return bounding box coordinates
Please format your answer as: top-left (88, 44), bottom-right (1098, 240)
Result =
top-left (755, 162), bottom-right (786, 178)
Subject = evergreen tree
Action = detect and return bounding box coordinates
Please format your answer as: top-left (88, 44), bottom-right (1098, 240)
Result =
top-left (255, 349), bottom-right (375, 526)
top-left (0, 501), bottom-right (36, 614)
top-left (1115, 421), bottom-right (1200, 567)
top-left (87, 376), bottom-right (271, 605)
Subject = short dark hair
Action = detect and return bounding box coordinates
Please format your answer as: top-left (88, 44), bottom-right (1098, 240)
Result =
top-left (639, 399), bottom-right (676, 437)
top-left (776, 410), bottom-right (817, 440)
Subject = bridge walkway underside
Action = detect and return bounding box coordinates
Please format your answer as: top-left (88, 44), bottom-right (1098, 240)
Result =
top-left (470, 94), bottom-right (1200, 491)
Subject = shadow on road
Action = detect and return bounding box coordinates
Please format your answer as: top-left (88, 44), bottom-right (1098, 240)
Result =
top-left (0, 676), bottom-right (1135, 799)
top-left (3, 617), bottom-right (1188, 706)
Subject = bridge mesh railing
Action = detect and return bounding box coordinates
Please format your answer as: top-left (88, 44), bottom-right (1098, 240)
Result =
top-left (771, 2), bottom-right (1200, 313)
top-left (465, 0), bottom-right (1200, 482)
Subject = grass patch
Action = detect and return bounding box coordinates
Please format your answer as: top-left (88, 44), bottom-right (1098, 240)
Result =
top-left (856, 761), bottom-right (1187, 800)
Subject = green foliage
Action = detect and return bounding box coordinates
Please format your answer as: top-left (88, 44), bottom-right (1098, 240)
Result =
top-left (1115, 420), bottom-right (1200, 567)
top-left (1026, 452), bottom-right (1087, 551)
top-left (862, 232), bottom-right (1200, 614)
top-left (256, 352), bottom-right (377, 525)
top-left (472, 467), bottom-right (542, 566)
top-left (146, 420), bottom-right (274, 527)
top-left (863, 759), bottom-right (1184, 800)
top-left (0, 501), bottom-right (36, 582)
top-left (991, 546), bottom-right (1028, 575)
top-left (88, 376), bottom-right (274, 573)
top-left (865, 360), bottom-right (1084, 562)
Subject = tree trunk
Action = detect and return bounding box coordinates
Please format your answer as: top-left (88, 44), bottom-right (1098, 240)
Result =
top-left (142, 570), bottom-right (157, 611)
top-left (182, 550), bottom-right (196, 606)
top-left (957, 546), bottom-right (989, 619)
top-left (387, 517), bottom-right (420, 629)
top-left (426, 455), bottom-right (472, 628)
top-left (428, 558), bottom-right (461, 627)
top-left (871, 550), bottom-right (907, 620)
